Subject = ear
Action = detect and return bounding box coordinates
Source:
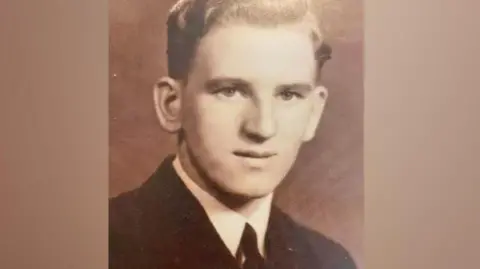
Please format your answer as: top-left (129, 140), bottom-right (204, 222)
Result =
top-left (153, 77), bottom-right (183, 133)
top-left (302, 85), bottom-right (328, 142)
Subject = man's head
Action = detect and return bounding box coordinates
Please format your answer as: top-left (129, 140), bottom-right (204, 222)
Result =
top-left (154, 0), bottom-right (332, 201)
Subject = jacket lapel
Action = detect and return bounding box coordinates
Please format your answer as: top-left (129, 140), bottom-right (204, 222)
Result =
top-left (135, 155), bottom-right (240, 269)
top-left (135, 156), bottom-right (321, 269)
top-left (265, 206), bottom-right (301, 269)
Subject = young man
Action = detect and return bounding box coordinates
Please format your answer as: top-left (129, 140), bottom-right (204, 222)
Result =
top-left (109, 0), bottom-right (356, 268)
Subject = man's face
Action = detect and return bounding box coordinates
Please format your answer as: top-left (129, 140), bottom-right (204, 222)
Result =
top-left (180, 23), bottom-right (324, 199)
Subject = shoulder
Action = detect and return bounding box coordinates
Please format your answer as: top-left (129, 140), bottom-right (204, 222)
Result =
top-left (299, 225), bottom-right (357, 269)
top-left (274, 207), bottom-right (357, 269)
top-left (109, 188), bottom-right (146, 241)
top-left (109, 188), bottom-right (139, 231)
top-left (109, 189), bottom-right (145, 268)
top-left (109, 156), bottom-right (174, 234)
top-left (109, 185), bottom-right (157, 247)
top-left (108, 158), bottom-right (184, 267)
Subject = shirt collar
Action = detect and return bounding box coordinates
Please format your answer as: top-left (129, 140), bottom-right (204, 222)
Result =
top-left (172, 156), bottom-right (273, 256)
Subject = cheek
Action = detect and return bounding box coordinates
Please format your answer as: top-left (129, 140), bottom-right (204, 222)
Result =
top-left (192, 95), bottom-right (244, 142)
top-left (277, 104), bottom-right (312, 139)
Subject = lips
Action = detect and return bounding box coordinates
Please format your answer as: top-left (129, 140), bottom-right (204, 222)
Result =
top-left (233, 150), bottom-right (277, 159)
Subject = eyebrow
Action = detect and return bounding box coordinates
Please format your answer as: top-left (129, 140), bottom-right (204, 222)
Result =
top-left (204, 77), bottom-right (252, 90)
top-left (276, 83), bottom-right (313, 93)
top-left (204, 77), bottom-right (312, 93)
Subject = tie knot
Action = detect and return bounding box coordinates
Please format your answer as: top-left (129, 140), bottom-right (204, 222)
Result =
top-left (238, 223), bottom-right (265, 269)
top-left (240, 223), bottom-right (260, 256)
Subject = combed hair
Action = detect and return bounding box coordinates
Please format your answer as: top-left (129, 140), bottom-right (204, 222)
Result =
top-left (166, 0), bottom-right (332, 83)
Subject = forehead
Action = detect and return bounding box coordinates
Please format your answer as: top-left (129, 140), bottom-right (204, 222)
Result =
top-left (192, 23), bottom-right (317, 85)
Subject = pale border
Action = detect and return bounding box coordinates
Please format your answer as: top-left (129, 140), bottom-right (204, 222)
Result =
top-left (1, 0), bottom-right (480, 269)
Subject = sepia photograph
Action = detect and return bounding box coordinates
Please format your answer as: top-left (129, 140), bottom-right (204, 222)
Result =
top-left (4, 0), bottom-right (480, 269)
top-left (109, 0), bottom-right (363, 268)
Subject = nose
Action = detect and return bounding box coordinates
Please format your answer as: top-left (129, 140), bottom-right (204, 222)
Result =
top-left (241, 100), bottom-right (277, 142)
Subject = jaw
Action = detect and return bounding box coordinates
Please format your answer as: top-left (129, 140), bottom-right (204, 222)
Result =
top-left (177, 140), bottom-right (277, 212)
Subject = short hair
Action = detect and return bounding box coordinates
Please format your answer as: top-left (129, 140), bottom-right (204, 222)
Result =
top-left (166, 0), bottom-right (332, 84)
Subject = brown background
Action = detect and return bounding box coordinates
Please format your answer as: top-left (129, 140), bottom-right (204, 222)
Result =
top-left (2, 0), bottom-right (480, 269)
top-left (109, 0), bottom-right (364, 267)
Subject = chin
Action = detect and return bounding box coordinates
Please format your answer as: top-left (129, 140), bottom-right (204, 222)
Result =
top-left (219, 181), bottom-right (278, 200)
top-left (208, 166), bottom-right (283, 199)
top-left (238, 188), bottom-right (272, 198)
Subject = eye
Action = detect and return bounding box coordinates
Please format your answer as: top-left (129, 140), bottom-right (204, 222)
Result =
top-left (214, 86), bottom-right (245, 99)
top-left (219, 87), bottom-right (238, 97)
top-left (279, 90), bottom-right (302, 101)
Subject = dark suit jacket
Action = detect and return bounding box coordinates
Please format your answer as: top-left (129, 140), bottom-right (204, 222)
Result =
top-left (109, 155), bottom-right (356, 269)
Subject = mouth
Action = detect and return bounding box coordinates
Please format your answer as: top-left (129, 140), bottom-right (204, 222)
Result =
top-left (233, 150), bottom-right (277, 159)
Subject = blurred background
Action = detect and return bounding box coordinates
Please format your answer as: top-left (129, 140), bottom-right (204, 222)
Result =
top-left (109, 0), bottom-right (363, 267)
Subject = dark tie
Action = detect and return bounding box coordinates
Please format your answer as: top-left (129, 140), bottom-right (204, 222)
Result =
top-left (237, 223), bottom-right (266, 269)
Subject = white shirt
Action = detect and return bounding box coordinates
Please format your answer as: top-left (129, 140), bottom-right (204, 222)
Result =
top-left (172, 156), bottom-right (273, 257)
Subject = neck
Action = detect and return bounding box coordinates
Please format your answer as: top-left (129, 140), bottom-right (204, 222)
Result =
top-left (177, 142), bottom-right (271, 218)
